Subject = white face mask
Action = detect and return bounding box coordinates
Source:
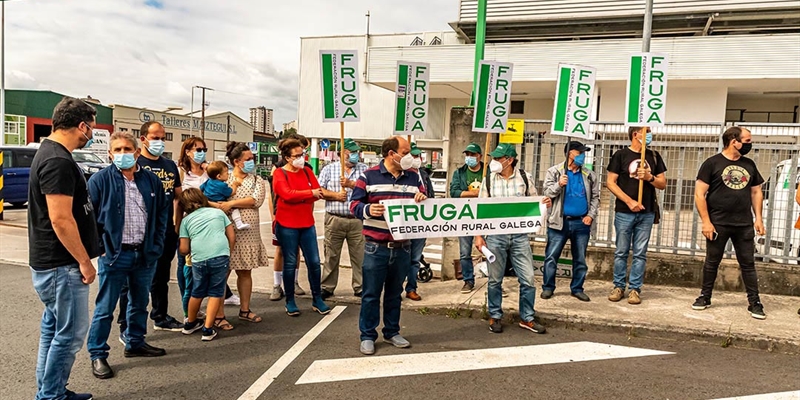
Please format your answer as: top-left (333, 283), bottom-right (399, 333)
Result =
top-left (412, 158), bottom-right (422, 169)
top-left (395, 152), bottom-right (415, 170)
top-left (291, 157), bottom-right (305, 169)
top-left (489, 159), bottom-right (504, 174)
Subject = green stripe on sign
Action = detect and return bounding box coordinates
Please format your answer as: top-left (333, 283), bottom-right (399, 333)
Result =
top-left (395, 64), bottom-right (409, 131)
top-left (627, 56), bottom-right (643, 123)
top-left (474, 64), bottom-right (491, 129)
top-left (476, 202), bottom-right (541, 219)
top-left (322, 54), bottom-right (335, 119)
top-left (553, 67), bottom-right (572, 132)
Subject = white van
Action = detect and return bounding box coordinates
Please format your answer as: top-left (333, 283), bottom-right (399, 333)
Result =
top-left (758, 158), bottom-right (800, 263)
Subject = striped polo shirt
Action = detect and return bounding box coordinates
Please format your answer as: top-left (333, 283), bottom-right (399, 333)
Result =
top-left (350, 160), bottom-right (425, 242)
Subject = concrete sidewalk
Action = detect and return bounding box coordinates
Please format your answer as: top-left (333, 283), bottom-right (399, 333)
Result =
top-left (3, 209), bottom-right (799, 353)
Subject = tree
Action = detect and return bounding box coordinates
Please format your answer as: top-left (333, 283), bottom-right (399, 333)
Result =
top-left (282, 127), bottom-right (297, 138)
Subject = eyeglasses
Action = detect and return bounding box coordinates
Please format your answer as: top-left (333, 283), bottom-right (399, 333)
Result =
top-left (195, 147), bottom-right (208, 153)
top-left (289, 153), bottom-right (304, 159)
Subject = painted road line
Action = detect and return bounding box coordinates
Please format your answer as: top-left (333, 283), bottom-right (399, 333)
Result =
top-left (296, 341), bottom-right (673, 385)
top-left (237, 306), bottom-right (346, 400)
top-left (711, 391), bottom-right (800, 400)
top-left (426, 244), bottom-right (443, 251)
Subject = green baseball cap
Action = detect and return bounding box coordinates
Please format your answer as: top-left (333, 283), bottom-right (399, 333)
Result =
top-left (343, 138), bottom-right (361, 152)
top-left (489, 143), bottom-right (517, 158)
top-left (463, 142), bottom-right (482, 154)
top-left (410, 142), bottom-right (422, 156)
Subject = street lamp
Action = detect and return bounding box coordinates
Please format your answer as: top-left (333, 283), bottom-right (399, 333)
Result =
top-left (160, 106), bottom-right (183, 113)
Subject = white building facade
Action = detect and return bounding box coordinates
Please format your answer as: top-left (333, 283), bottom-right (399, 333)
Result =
top-left (297, 0), bottom-right (800, 160)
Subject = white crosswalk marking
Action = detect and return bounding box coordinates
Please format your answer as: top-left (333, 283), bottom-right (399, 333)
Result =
top-left (296, 341), bottom-right (674, 385)
top-left (711, 391), bottom-right (800, 400)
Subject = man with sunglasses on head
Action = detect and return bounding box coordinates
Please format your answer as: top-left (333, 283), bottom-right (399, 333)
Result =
top-left (692, 126), bottom-right (766, 319)
top-left (605, 126), bottom-right (667, 305)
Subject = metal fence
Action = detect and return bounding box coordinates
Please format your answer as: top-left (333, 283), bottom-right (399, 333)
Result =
top-left (519, 120), bottom-right (800, 264)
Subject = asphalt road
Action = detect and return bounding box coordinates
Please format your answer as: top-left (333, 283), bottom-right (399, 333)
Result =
top-left (2, 263), bottom-right (799, 400)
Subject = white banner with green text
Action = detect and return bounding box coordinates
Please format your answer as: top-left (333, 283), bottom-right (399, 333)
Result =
top-left (380, 197), bottom-right (546, 240)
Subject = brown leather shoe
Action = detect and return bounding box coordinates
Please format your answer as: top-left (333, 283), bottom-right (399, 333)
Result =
top-left (406, 291), bottom-right (422, 301)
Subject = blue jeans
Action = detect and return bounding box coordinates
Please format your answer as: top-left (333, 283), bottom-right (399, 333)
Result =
top-left (31, 264), bottom-right (90, 400)
top-left (87, 250), bottom-right (156, 361)
top-left (459, 236), bottom-right (475, 284)
top-left (359, 241), bottom-right (411, 341)
top-left (613, 212), bottom-right (656, 292)
top-left (485, 234), bottom-right (536, 322)
top-left (406, 238), bottom-right (426, 293)
top-left (191, 255), bottom-right (229, 298)
top-left (177, 252), bottom-right (193, 316)
top-left (276, 223), bottom-right (322, 300)
top-left (542, 218), bottom-right (591, 294)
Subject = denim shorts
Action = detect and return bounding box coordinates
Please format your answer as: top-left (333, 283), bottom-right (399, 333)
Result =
top-left (191, 255), bottom-right (229, 298)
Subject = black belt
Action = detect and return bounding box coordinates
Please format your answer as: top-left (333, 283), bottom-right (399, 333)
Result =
top-left (121, 243), bottom-right (143, 252)
top-left (366, 239), bottom-right (410, 249)
top-left (330, 213), bottom-right (356, 219)
top-left (565, 215), bottom-right (586, 220)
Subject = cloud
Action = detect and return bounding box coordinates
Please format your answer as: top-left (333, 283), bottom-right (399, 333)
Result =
top-left (3, 0), bottom-right (455, 128)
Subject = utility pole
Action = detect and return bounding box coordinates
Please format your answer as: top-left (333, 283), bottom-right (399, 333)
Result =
top-left (195, 85), bottom-right (214, 140)
top-left (469, 0), bottom-right (487, 107)
top-left (226, 114), bottom-right (231, 143)
top-left (1, 1), bottom-right (6, 146)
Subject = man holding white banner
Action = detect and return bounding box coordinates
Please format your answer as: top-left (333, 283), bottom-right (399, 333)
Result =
top-left (350, 136), bottom-right (427, 356)
top-left (540, 142), bottom-right (600, 302)
top-left (474, 143), bottom-right (547, 335)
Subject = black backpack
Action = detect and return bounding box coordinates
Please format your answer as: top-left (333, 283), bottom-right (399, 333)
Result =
top-left (485, 168), bottom-right (530, 198)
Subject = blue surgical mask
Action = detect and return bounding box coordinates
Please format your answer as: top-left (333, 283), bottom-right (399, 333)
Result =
top-left (348, 153), bottom-right (360, 164)
top-left (573, 153), bottom-right (586, 166)
top-left (644, 132), bottom-right (653, 146)
top-left (81, 129), bottom-right (94, 149)
top-left (465, 156), bottom-right (478, 168)
top-left (193, 150), bottom-right (206, 164)
top-left (242, 160), bottom-right (256, 174)
top-left (113, 153), bottom-right (136, 170)
top-left (147, 140), bottom-right (165, 157)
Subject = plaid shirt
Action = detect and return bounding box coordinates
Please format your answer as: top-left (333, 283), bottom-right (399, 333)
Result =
top-left (121, 172), bottom-right (148, 244)
top-left (479, 168), bottom-right (538, 198)
top-left (318, 161), bottom-right (367, 217)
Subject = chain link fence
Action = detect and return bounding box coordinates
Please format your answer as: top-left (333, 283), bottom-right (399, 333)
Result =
top-left (519, 120), bottom-right (800, 264)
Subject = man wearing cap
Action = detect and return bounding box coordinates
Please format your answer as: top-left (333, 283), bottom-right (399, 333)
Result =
top-left (474, 143), bottom-right (548, 335)
top-left (319, 138), bottom-right (367, 298)
top-left (449, 142), bottom-right (484, 293)
top-left (540, 142), bottom-right (600, 302)
top-left (405, 143), bottom-right (435, 301)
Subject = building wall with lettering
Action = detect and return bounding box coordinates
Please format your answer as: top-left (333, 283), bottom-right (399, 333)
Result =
top-left (112, 104), bottom-right (254, 162)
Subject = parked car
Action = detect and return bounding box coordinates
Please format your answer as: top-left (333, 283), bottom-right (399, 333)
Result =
top-left (430, 169), bottom-right (447, 197)
top-left (1, 144), bottom-right (109, 207)
top-left (758, 158), bottom-right (800, 263)
top-left (1, 145), bottom-right (37, 207)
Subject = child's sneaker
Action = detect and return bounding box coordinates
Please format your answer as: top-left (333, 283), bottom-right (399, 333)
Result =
top-left (182, 320), bottom-right (204, 335)
top-left (231, 209), bottom-right (250, 230)
top-left (201, 327), bottom-right (218, 341)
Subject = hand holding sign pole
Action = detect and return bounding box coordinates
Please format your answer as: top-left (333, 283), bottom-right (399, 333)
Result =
top-left (625, 53), bottom-right (668, 204)
top-left (320, 50), bottom-right (360, 185)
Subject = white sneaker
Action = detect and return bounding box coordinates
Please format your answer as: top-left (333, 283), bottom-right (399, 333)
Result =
top-left (235, 221), bottom-right (251, 230)
top-left (225, 294), bottom-right (241, 306)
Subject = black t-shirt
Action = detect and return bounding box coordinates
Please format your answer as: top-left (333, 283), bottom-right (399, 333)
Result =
top-left (697, 153), bottom-right (764, 227)
top-left (28, 139), bottom-right (100, 269)
top-left (607, 147), bottom-right (667, 213)
top-left (138, 156), bottom-right (181, 224)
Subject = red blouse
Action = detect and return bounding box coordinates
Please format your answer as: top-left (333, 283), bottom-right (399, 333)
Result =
top-left (272, 166), bottom-right (320, 229)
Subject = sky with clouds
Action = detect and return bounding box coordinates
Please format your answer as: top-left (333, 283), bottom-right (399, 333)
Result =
top-left (4, 0), bottom-right (456, 129)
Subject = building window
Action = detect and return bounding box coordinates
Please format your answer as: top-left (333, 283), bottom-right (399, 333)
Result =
top-left (132, 129), bottom-right (140, 136)
top-left (165, 132), bottom-right (174, 141)
top-left (510, 100), bottom-right (525, 115)
top-left (119, 127), bottom-right (128, 132)
top-left (181, 134), bottom-right (190, 142)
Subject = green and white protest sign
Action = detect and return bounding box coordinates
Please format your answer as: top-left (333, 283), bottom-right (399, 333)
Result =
top-left (550, 64), bottom-right (596, 139)
top-left (625, 53), bottom-right (668, 127)
top-left (320, 50), bottom-right (360, 122)
top-left (394, 61), bottom-right (430, 135)
top-left (472, 61), bottom-right (514, 133)
top-left (380, 197), bottom-right (545, 240)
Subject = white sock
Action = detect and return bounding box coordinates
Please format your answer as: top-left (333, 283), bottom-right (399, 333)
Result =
top-left (274, 271), bottom-right (283, 286)
top-left (295, 272), bottom-right (299, 283)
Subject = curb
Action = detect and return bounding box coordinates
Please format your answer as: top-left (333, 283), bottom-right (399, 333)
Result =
top-left (316, 295), bottom-right (800, 355)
